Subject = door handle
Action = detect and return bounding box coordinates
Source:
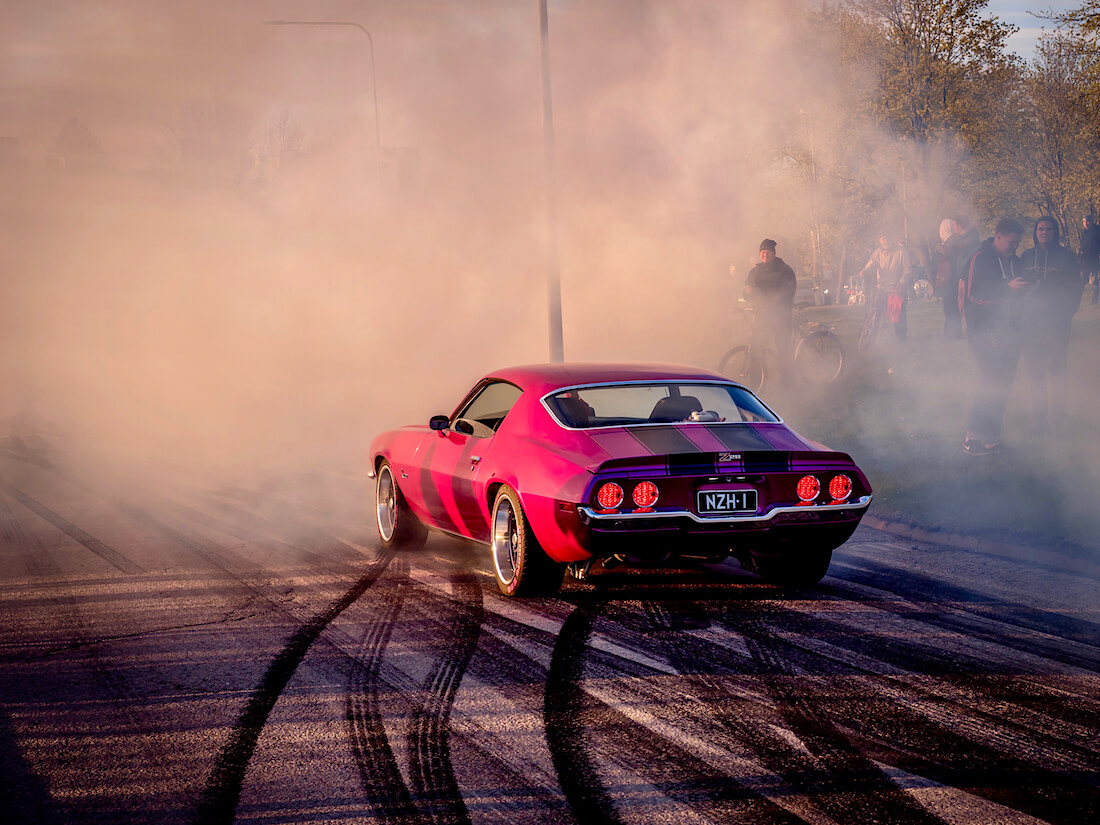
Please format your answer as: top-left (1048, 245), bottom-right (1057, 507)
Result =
top-left (470, 455), bottom-right (482, 469)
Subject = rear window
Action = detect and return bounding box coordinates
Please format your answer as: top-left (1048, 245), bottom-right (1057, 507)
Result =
top-left (544, 383), bottom-right (779, 429)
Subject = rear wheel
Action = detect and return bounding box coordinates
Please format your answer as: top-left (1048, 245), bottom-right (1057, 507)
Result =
top-left (375, 461), bottom-right (427, 551)
top-left (491, 486), bottom-right (564, 597)
top-left (718, 346), bottom-right (766, 393)
top-left (795, 330), bottom-right (844, 385)
top-left (857, 305), bottom-right (879, 352)
top-left (752, 547), bottom-right (832, 588)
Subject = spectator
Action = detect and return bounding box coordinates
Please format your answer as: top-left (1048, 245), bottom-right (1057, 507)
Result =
top-left (1019, 216), bottom-right (1084, 430)
top-left (1080, 214), bottom-right (1100, 305)
top-left (938, 215), bottom-right (980, 339)
top-left (859, 231), bottom-right (915, 345)
top-left (961, 218), bottom-right (1027, 455)
top-left (742, 238), bottom-right (797, 384)
top-left (933, 218), bottom-right (954, 313)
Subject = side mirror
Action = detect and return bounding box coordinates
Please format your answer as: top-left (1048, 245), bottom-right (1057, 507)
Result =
top-left (429, 415), bottom-right (449, 431)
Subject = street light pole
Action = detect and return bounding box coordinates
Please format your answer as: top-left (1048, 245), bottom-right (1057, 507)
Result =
top-left (263, 20), bottom-right (382, 167)
top-left (537, 0), bottom-right (565, 363)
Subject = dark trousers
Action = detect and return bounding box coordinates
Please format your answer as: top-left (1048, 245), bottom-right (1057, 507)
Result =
top-left (1021, 327), bottom-right (1071, 424)
top-left (967, 331), bottom-right (1022, 443)
top-left (942, 277), bottom-right (963, 339)
top-left (752, 311), bottom-right (793, 380)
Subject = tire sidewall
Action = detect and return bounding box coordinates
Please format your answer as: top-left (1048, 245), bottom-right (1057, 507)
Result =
top-left (376, 463), bottom-right (397, 547)
top-left (493, 487), bottom-right (525, 596)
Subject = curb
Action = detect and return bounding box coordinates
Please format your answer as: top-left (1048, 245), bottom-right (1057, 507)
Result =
top-left (863, 514), bottom-right (1100, 577)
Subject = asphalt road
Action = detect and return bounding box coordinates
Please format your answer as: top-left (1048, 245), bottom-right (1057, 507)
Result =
top-left (2, 442), bottom-right (1098, 825)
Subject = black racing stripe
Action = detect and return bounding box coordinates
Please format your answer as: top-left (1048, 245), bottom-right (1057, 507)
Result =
top-left (628, 426), bottom-right (700, 456)
top-left (704, 425), bottom-right (774, 452)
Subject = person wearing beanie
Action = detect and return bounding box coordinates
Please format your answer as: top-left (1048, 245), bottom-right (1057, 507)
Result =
top-left (742, 239), bottom-right (797, 384)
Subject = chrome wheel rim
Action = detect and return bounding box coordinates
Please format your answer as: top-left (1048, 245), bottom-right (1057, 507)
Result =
top-left (492, 496), bottom-right (519, 585)
top-left (376, 466), bottom-right (396, 542)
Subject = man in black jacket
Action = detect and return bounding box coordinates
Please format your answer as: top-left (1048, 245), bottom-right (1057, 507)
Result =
top-left (1019, 216), bottom-right (1084, 429)
top-left (743, 238), bottom-right (797, 384)
top-left (962, 218), bottom-right (1027, 455)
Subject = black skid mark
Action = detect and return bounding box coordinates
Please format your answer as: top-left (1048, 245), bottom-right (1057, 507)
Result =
top-left (548, 597), bottom-right (805, 824)
top-left (736, 610), bottom-right (948, 825)
top-left (406, 564), bottom-right (484, 825)
top-left (544, 598), bottom-right (623, 825)
top-left (194, 551), bottom-right (395, 825)
top-left (0, 480), bottom-right (144, 574)
top-left (346, 559), bottom-right (420, 824)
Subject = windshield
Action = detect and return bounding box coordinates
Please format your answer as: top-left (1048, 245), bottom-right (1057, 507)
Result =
top-left (544, 383), bottom-right (779, 428)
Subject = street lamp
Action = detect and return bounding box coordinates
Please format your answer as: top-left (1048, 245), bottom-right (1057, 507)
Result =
top-left (263, 20), bottom-right (382, 167)
top-left (537, 0), bottom-right (565, 362)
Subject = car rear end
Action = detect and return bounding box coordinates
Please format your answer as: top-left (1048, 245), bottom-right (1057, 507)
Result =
top-left (574, 447), bottom-right (872, 566)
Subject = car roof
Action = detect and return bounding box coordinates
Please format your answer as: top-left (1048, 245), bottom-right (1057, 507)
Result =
top-left (487, 362), bottom-right (731, 395)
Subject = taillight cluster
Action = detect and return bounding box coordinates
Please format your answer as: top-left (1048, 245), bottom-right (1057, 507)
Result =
top-left (595, 481), bottom-right (660, 513)
top-left (797, 474), bottom-right (853, 506)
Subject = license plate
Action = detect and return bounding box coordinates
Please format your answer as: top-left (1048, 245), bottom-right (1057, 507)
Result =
top-left (696, 489), bottom-right (758, 514)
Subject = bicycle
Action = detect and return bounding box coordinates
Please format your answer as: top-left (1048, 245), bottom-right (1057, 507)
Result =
top-left (718, 301), bottom-right (844, 393)
top-left (857, 297), bottom-right (879, 352)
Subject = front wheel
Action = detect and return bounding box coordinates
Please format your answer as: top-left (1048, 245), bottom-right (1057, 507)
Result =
top-left (857, 305), bottom-right (879, 352)
top-left (718, 346), bottom-right (766, 393)
top-left (795, 330), bottom-right (844, 385)
top-left (375, 461), bottom-right (427, 551)
top-left (491, 486), bottom-right (565, 597)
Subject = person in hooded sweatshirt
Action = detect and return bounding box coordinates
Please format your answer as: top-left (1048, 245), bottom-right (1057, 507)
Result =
top-left (962, 217), bottom-right (1027, 455)
top-left (1018, 216), bottom-right (1084, 430)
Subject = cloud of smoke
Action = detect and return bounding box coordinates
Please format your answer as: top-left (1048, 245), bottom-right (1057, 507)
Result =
top-left (1, 0), bottom-right (1097, 559)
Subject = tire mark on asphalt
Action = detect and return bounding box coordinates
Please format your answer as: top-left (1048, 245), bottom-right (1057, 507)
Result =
top-left (544, 597), bottom-right (624, 824)
top-left (637, 597), bottom-right (942, 824)
top-left (830, 558), bottom-right (1100, 652)
top-left (545, 595), bottom-right (819, 824)
top-left (0, 493), bottom-right (66, 825)
top-left (728, 604), bottom-right (949, 825)
top-left (195, 550), bottom-right (394, 825)
top-left (0, 705), bottom-right (63, 825)
top-left (0, 491), bottom-right (161, 823)
top-left (162, 498), bottom-right (362, 574)
top-left (0, 480), bottom-right (144, 574)
top-left (348, 567), bottom-right (582, 824)
top-left (406, 565), bottom-right (483, 825)
top-left (735, 599), bottom-right (1100, 760)
top-left (346, 558), bottom-right (420, 824)
top-left (717, 600), bottom-right (1100, 825)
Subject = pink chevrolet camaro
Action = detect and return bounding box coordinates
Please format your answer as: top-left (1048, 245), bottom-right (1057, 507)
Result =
top-left (368, 363), bottom-right (872, 596)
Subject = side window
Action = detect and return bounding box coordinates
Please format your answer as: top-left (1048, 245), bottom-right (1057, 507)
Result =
top-left (453, 381), bottom-right (523, 438)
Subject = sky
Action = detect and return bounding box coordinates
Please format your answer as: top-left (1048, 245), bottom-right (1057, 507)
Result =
top-left (993, 0), bottom-right (1081, 56)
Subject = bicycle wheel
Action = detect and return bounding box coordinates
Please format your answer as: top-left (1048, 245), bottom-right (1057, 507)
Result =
top-left (719, 346), bottom-right (766, 392)
top-left (795, 330), bottom-right (844, 384)
top-left (857, 305), bottom-right (878, 352)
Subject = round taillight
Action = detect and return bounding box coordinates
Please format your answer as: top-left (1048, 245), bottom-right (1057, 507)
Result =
top-left (829, 474), bottom-right (852, 501)
top-left (796, 475), bottom-right (820, 502)
top-left (596, 482), bottom-right (624, 509)
top-left (632, 481), bottom-right (659, 508)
